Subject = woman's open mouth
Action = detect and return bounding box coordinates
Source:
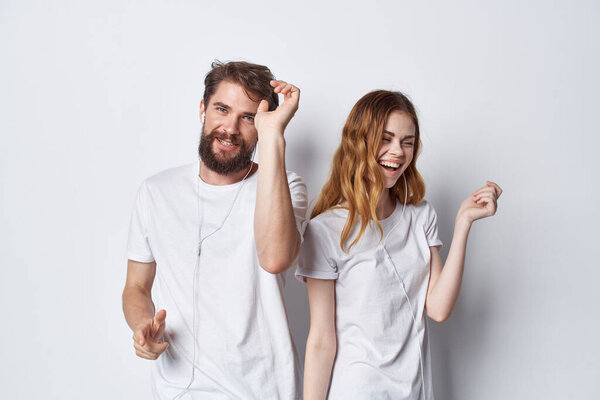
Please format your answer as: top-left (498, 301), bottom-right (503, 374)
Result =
top-left (379, 160), bottom-right (400, 172)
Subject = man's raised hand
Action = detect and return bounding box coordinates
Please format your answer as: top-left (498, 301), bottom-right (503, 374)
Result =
top-left (254, 80), bottom-right (300, 135)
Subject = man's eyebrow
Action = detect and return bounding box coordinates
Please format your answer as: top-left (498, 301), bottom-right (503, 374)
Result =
top-left (383, 130), bottom-right (416, 140)
top-left (213, 102), bottom-right (230, 109)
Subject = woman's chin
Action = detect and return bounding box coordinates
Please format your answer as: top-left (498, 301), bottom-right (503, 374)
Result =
top-left (379, 166), bottom-right (402, 188)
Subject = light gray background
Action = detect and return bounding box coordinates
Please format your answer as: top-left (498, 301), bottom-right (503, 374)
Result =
top-left (1, 1), bottom-right (599, 399)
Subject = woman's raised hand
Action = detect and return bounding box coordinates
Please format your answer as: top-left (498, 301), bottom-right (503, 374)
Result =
top-left (457, 181), bottom-right (503, 224)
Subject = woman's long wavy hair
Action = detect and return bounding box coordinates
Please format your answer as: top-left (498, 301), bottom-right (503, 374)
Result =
top-left (311, 90), bottom-right (426, 251)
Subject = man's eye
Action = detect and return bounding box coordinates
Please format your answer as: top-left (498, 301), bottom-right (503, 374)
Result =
top-left (217, 107), bottom-right (227, 113)
top-left (243, 116), bottom-right (255, 122)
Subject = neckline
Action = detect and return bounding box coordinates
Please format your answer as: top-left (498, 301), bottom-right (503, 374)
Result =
top-left (378, 200), bottom-right (401, 227)
top-left (195, 162), bottom-right (257, 192)
top-left (331, 200), bottom-right (402, 225)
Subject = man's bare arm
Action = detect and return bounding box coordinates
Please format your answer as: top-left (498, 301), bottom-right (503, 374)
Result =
top-left (253, 80), bottom-right (302, 274)
top-left (122, 260), bottom-right (168, 359)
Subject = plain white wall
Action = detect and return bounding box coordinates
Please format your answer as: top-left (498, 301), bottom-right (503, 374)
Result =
top-left (1, 0), bottom-right (599, 398)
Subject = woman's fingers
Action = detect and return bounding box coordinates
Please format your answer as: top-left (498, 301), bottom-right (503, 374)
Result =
top-left (473, 183), bottom-right (502, 199)
top-left (474, 192), bottom-right (496, 205)
top-left (486, 181), bottom-right (503, 198)
top-left (473, 187), bottom-right (495, 200)
top-left (474, 193), bottom-right (496, 207)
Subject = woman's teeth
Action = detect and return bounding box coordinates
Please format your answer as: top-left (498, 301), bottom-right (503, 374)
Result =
top-left (379, 161), bottom-right (399, 171)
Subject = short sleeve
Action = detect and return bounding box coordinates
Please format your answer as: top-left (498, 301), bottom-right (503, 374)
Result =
top-left (287, 172), bottom-right (308, 238)
top-left (295, 219), bottom-right (339, 282)
top-left (424, 203), bottom-right (443, 248)
top-left (126, 182), bottom-right (155, 263)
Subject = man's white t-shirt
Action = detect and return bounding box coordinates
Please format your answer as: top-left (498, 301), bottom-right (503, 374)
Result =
top-left (127, 163), bottom-right (307, 399)
top-left (296, 201), bottom-right (442, 400)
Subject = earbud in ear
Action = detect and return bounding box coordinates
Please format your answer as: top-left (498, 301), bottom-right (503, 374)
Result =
top-left (201, 113), bottom-right (205, 123)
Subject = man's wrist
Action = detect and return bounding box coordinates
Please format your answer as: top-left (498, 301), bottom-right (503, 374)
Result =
top-left (257, 131), bottom-right (286, 148)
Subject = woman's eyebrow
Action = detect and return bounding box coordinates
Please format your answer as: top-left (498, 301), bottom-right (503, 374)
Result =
top-left (383, 130), bottom-right (415, 140)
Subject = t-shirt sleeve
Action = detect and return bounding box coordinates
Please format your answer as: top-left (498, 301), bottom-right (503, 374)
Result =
top-left (295, 219), bottom-right (339, 282)
top-left (424, 202), bottom-right (443, 248)
top-left (126, 182), bottom-right (155, 263)
top-left (287, 172), bottom-right (308, 238)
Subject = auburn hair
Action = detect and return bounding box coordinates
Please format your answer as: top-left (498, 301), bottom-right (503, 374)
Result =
top-left (311, 90), bottom-right (426, 251)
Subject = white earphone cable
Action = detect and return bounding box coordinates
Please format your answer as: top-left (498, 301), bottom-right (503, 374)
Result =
top-left (172, 149), bottom-right (255, 400)
top-left (381, 174), bottom-right (427, 400)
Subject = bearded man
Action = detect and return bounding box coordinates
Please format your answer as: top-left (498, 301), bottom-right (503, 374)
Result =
top-left (123, 61), bottom-right (307, 399)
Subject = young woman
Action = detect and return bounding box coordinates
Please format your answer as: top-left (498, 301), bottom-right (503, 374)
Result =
top-left (296, 90), bottom-right (502, 400)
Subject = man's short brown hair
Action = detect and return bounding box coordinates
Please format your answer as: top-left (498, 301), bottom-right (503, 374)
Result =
top-left (203, 60), bottom-right (279, 111)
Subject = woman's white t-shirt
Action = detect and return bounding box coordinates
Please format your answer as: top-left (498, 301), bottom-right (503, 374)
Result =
top-left (296, 200), bottom-right (442, 400)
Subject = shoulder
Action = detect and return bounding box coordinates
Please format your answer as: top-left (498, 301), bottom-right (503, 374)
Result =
top-left (285, 170), bottom-right (305, 185)
top-left (301, 209), bottom-right (345, 256)
top-left (308, 208), bottom-right (348, 234)
top-left (408, 199), bottom-right (439, 227)
top-left (143, 163), bottom-right (195, 190)
top-left (285, 170), bottom-right (307, 199)
top-left (411, 199), bottom-right (436, 214)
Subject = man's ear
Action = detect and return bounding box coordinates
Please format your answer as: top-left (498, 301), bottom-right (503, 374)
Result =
top-left (199, 100), bottom-right (205, 118)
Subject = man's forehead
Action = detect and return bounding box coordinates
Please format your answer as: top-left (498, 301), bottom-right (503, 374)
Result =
top-left (208, 81), bottom-right (261, 107)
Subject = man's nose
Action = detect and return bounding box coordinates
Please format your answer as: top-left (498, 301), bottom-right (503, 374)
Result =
top-left (222, 115), bottom-right (239, 135)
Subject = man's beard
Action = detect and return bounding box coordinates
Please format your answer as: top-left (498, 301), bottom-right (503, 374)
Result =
top-left (198, 126), bottom-right (256, 175)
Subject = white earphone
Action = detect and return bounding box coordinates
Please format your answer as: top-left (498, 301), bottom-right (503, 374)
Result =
top-left (381, 174), bottom-right (426, 399)
top-left (173, 150), bottom-right (256, 400)
top-left (201, 113), bottom-right (205, 123)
